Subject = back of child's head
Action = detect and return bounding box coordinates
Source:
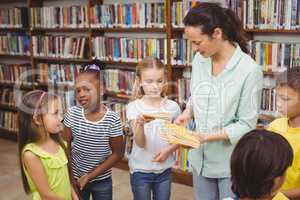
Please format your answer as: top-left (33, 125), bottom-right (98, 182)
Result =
top-left (79, 59), bottom-right (105, 87)
top-left (231, 129), bottom-right (293, 199)
top-left (276, 67), bottom-right (300, 95)
top-left (132, 56), bottom-right (167, 99)
top-left (17, 90), bottom-right (65, 193)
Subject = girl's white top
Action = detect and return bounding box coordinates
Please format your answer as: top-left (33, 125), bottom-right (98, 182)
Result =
top-left (126, 98), bottom-right (181, 173)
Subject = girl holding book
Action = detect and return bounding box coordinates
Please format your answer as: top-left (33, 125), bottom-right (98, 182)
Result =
top-left (174, 3), bottom-right (263, 200)
top-left (126, 57), bottom-right (181, 200)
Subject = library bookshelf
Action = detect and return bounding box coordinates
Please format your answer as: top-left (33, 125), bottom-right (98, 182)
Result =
top-left (0, 0), bottom-right (299, 186)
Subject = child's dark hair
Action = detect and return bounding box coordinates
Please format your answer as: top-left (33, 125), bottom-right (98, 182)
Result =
top-left (183, 2), bottom-right (249, 53)
top-left (231, 129), bottom-right (293, 199)
top-left (17, 90), bottom-right (70, 193)
top-left (276, 67), bottom-right (300, 95)
top-left (80, 59), bottom-right (105, 86)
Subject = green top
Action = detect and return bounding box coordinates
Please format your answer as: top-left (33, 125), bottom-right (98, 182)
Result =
top-left (188, 45), bottom-right (263, 178)
top-left (22, 143), bottom-right (72, 200)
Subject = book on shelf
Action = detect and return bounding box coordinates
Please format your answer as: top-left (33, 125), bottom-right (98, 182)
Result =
top-left (244, 0), bottom-right (300, 30)
top-left (171, 38), bottom-right (193, 66)
top-left (0, 7), bottom-right (29, 28)
top-left (30, 5), bottom-right (89, 28)
top-left (0, 63), bottom-right (33, 85)
top-left (0, 111), bottom-right (18, 132)
top-left (104, 69), bottom-right (136, 96)
top-left (0, 33), bottom-right (30, 56)
top-left (0, 89), bottom-right (15, 107)
top-left (261, 87), bottom-right (277, 114)
top-left (32, 35), bottom-right (88, 59)
top-left (171, 0), bottom-right (242, 28)
top-left (36, 63), bottom-right (81, 86)
top-left (90, 2), bottom-right (165, 28)
top-left (174, 78), bottom-right (191, 107)
top-left (92, 36), bottom-right (167, 64)
top-left (249, 41), bottom-right (300, 72)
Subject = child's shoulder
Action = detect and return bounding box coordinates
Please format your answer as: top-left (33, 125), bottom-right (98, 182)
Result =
top-left (164, 99), bottom-right (181, 110)
top-left (22, 143), bottom-right (49, 158)
top-left (268, 118), bottom-right (289, 133)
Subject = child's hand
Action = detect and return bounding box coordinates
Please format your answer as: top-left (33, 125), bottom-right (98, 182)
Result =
top-left (174, 112), bottom-right (191, 126)
top-left (135, 114), bottom-right (153, 126)
top-left (78, 174), bottom-right (90, 190)
top-left (152, 149), bottom-right (170, 163)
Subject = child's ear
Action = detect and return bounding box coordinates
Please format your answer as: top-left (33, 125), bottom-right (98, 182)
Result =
top-left (271, 175), bottom-right (286, 195)
top-left (33, 115), bottom-right (42, 126)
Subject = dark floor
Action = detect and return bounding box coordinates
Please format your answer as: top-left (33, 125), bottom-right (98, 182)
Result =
top-left (0, 138), bottom-right (193, 200)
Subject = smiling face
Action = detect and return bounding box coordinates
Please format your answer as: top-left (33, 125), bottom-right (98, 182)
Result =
top-left (75, 73), bottom-right (103, 111)
top-left (184, 26), bottom-right (222, 58)
top-left (276, 85), bottom-right (300, 118)
top-left (140, 67), bottom-right (165, 98)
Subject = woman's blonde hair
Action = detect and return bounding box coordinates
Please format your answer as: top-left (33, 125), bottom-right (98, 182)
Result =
top-left (131, 57), bottom-right (168, 100)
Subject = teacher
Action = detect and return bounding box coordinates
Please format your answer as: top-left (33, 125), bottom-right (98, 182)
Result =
top-left (175, 3), bottom-right (263, 200)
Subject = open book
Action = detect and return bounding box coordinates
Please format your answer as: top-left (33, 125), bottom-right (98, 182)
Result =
top-left (142, 112), bottom-right (172, 121)
top-left (161, 122), bottom-right (200, 148)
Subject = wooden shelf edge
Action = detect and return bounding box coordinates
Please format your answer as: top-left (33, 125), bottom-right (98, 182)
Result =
top-left (244, 29), bottom-right (300, 34)
top-left (0, 82), bottom-right (34, 89)
top-left (0, 127), bottom-right (17, 141)
top-left (0, 27), bottom-right (29, 32)
top-left (0, 105), bottom-right (17, 112)
top-left (31, 27), bottom-right (90, 33)
top-left (114, 158), bottom-right (193, 186)
top-left (33, 56), bottom-right (91, 63)
top-left (91, 27), bottom-right (166, 33)
top-left (0, 54), bottom-right (30, 59)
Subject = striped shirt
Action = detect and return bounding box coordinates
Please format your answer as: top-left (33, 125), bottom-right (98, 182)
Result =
top-left (63, 106), bottom-right (123, 181)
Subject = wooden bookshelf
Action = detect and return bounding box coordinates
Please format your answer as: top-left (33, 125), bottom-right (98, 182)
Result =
top-left (33, 56), bottom-right (91, 63)
top-left (0, 54), bottom-right (30, 59)
top-left (91, 27), bottom-right (166, 33)
top-left (0, 105), bottom-right (17, 112)
top-left (0, 27), bottom-right (29, 32)
top-left (244, 29), bottom-right (300, 34)
top-left (105, 91), bottom-right (131, 101)
top-left (31, 28), bottom-right (90, 33)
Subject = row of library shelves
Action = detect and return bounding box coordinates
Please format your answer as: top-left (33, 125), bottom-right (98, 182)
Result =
top-left (0, 1), bottom-right (299, 31)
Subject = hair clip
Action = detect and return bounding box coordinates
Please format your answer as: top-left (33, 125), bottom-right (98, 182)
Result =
top-left (81, 63), bottom-right (104, 72)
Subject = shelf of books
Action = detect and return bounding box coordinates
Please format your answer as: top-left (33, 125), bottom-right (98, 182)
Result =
top-left (0, 0), bottom-right (299, 186)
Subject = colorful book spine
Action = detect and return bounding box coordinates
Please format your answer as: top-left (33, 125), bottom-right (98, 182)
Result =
top-left (104, 69), bottom-right (136, 96)
top-left (36, 63), bottom-right (81, 85)
top-left (249, 41), bottom-right (300, 72)
top-left (0, 89), bottom-right (15, 107)
top-left (92, 36), bottom-right (167, 63)
top-left (171, 39), bottom-right (193, 66)
top-left (244, 0), bottom-right (300, 30)
top-left (0, 63), bottom-right (32, 84)
top-left (0, 7), bottom-right (29, 28)
top-left (172, 0), bottom-right (242, 28)
top-left (30, 5), bottom-right (89, 28)
top-left (90, 2), bottom-right (165, 28)
top-left (32, 35), bottom-right (88, 59)
top-left (0, 111), bottom-right (18, 132)
top-left (0, 33), bottom-right (30, 55)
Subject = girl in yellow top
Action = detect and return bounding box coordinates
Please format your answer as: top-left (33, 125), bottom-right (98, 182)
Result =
top-left (230, 129), bottom-right (293, 200)
top-left (18, 90), bottom-right (78, 200)
top-left (268, 68), bottom-right (300, 199)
